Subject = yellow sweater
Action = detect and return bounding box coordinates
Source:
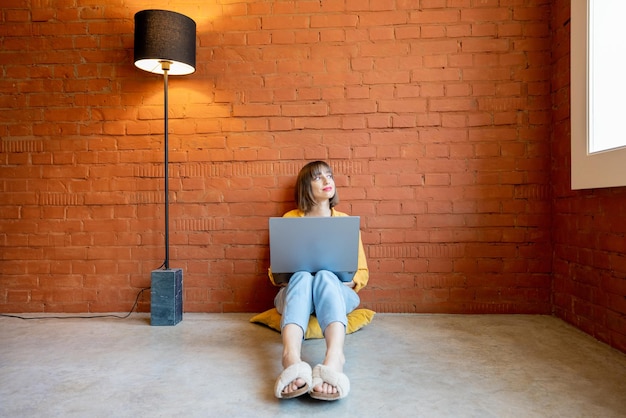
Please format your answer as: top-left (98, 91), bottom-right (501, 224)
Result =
top-left (268, 208), bottom-right (369, 292)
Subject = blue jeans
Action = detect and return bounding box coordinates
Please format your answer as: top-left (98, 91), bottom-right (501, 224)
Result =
top-left (274, 270), bottom-right (360, 335)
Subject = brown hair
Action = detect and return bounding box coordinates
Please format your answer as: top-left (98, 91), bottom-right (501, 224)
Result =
top-left (294, 161), bottom-right (339, 213)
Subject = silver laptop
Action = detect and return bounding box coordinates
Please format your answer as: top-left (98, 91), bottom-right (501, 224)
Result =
top-left (269, 216), bottom-right (360, 284)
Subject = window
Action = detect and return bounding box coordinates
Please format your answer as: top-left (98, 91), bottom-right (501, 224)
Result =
top-left (571, 0), bottom-right (626, 189)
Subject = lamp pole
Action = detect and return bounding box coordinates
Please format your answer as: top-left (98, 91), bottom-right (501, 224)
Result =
top-left (161, 60), bottom-right (170, 270)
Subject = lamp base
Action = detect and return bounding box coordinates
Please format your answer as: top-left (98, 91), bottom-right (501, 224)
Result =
top-left (150, 268), bottom-right (183, 326)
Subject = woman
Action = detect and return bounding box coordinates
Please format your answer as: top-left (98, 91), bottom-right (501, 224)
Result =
top-left (270, 161), bottom-right (369, 401)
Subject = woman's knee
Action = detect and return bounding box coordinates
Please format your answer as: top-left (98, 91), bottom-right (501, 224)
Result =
top-left (312, 270), bottom-right (338, 287)
top-left (289, 271), bottom-right (314, 287)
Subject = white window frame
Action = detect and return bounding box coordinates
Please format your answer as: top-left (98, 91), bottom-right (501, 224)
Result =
top-left (571, 0), bottom-right (626, 190)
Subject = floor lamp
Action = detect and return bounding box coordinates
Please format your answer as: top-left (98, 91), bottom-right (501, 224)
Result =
top-left (134, 9), bottom-right (196, 326)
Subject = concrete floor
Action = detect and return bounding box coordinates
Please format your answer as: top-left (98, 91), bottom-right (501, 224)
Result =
top-left (1, 313), bottom-right (626, 418)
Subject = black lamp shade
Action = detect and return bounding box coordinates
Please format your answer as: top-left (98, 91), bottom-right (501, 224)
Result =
top-left (134, 10), bottom-right (196, 76)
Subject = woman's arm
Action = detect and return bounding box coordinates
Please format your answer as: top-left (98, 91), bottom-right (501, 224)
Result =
top-left (351, 233), bottom-right (369, 292)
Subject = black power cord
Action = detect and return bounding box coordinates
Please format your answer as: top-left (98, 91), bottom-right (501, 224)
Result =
top-left (0, 287), bottom-right (151, 320)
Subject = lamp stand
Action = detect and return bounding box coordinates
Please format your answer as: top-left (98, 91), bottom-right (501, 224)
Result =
top-left (162, 61), bottom-right (170, 270)
top-left (150, 60), bottom-right (182, 326)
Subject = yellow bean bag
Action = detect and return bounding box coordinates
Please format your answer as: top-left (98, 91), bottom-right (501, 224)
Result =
top-left (250, 308), bottom-right (375, 340)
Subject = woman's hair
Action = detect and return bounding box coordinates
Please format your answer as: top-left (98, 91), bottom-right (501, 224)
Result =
top-left (295, 160), bottom-right (339, 213)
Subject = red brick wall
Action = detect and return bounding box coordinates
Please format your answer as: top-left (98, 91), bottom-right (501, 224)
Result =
top-left (551, 0), bottom-right (626, 353)
top-left (1, 1), bottom-right (554, 315)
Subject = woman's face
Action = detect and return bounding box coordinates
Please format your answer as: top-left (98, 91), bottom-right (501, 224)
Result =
top-left (310, 167), bottom-right (335, 204)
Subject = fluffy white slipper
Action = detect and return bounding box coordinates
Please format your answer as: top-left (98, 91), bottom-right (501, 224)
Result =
top-left (274, 361), bottom-right (313, 399)
top-left (310, 364), bottom-right (350, 401)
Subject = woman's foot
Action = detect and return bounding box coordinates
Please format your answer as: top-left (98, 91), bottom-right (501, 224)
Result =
top-left (282, 376), bottom-right (308, 396)
top-left (310, 363), bottom-right (350, 401)
top-left (275, 360), bottom-right (312, 399)
top-left (311, 356), bottom-right (344, 396)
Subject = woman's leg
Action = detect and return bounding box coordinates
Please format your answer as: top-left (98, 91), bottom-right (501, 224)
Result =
top-left (310, 271), bottom-right (360, 396)
top-left (311, 270), bottom-right (360, 332)
top-left (314, 322), bottom-right (346, 396)
top-left (274, 272), bottom-right (315, 396)
top-left (274, 271), bottom-right (314, 330)
top-left (278, 323), bottom-right (307, 395)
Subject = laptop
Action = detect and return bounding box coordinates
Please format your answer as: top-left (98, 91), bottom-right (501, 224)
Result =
top-left (269, 216), bottom-right (360, 284)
